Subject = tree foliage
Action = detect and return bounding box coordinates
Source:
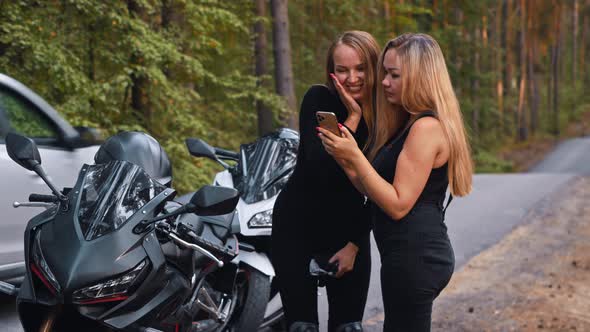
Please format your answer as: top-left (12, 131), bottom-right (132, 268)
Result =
top-left (0, 0), bottom-right (588, 189)
top-left (0, 0), bottom-right (285, 193)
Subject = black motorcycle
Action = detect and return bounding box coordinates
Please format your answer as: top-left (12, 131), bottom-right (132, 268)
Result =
top-left (0, 132), bottom-right (270, 332)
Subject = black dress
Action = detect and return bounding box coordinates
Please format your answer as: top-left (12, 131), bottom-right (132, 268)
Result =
top-left (371, 111), bottom-right (454, 332)
top-left (271, 85), bottom-right (371, 330)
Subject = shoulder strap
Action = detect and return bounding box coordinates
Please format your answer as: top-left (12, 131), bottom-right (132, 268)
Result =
top-left (386, 111), bottom-right (437, 148)
top-left (401, 111), bottom-right (437, 136)
top-left (443, 194), bottom-right (453, 213)
top-left (441, 193), bottom-right (453, 220)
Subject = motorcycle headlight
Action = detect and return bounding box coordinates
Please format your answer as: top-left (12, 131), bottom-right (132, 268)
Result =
top-left (31, 230), bottom-right (61, 295)
top-left (72, 259), bottom-right (149, 304)
top-left (247, 210), bottom-right (273, 228)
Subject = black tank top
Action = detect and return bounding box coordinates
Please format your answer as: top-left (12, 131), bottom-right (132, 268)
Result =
top-left (370, 111), bottom-right (450, 233)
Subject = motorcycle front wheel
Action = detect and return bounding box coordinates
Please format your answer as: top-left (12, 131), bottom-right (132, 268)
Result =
top-left (225, 267), bottom-right (270, 332)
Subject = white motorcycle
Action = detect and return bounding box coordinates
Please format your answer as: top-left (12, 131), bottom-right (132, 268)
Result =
top-left (179, 128), bottom-right (299, 330)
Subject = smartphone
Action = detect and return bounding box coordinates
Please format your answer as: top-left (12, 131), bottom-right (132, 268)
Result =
top-left (316, 111), bottom-right (340, 136)
top-left (309, 253), bottom-right (339, 277)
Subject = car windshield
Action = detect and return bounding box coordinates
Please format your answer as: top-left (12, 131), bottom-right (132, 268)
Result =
top-left (77, 160), bottom-right (166, 240)
top-left (233, 128), bottom-right (299, 204)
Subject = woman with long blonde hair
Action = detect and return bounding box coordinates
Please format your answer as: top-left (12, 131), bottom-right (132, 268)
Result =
top-left (272, 31), bottom-right (380, 332)
top-left (318, 33), bottom-right (473, 331)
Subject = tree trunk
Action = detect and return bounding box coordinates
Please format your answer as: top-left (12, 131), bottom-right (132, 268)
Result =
top-left (572, 0), bottom-right (579, 84)
top-left (571, 0), bottom-right (579, 120)
top-left (551, 2), bottom-right (562, 137)
top-left (517, 0), bottom-right (527, 141)
top-left (161, 0), bottom-right (172, 30)
top-left (546, 44), bottom-right (555, 124)
top-left (127, 0), bottom-right (151, 128)
top-left (432, 0), bottom-right (438, 30)
top-left (482, 15), bottom-right (488, 47)
top-left (502, 0), bottom-right (513, 98)
top-left (583, 0), bottom-right (590, 89)
top-left (527, 0), bottom-right (539, 135)
top-left (87, 21), bottom-right (96, 120)
top-left (442, 0), bottom-right (448, 28)
top-left (472, 25), bottom-right (481, 140)
top-left (255, 0), bottom-right (274, 136)
top-left (271, 0), bottom-right (297, 129)
top-left (496, 1), bottom-right (504, 132)
top-left (501, 0), bottom-right (513, 134)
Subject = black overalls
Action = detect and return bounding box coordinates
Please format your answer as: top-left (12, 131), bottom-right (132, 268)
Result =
top-left (271, 85), bottom-right (371, 331)
top-left (370, 111), bottom-right (454, 332)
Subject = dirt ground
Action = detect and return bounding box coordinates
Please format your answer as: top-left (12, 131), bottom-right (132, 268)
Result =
top-left (431, 176), bottom-right (590, 331)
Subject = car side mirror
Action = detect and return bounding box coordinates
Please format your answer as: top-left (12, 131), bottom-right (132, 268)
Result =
top-left (74, 126), bottom-right (103, 146)
top-left (190, 185), bottom-right (239, 216)
top-left (5, 132), bottom-right (42, 171)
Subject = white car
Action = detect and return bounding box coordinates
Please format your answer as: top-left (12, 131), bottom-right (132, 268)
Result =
top-left (0, 73), bottom-right (102, 281)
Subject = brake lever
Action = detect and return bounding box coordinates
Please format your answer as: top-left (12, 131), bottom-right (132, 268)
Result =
top-left (13, 201), bottom-right (55, 209)
top-left (168, 232), bottom-right (225, 268)
top-left (154, 221), bottom-right (225, 268)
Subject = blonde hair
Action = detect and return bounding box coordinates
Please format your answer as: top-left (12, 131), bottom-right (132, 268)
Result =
top-left (326, 31), bottom-right (380, 151)
top-left (367, 33), bottom-right (473, 196)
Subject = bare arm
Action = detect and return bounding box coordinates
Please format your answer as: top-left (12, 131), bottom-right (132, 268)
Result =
top-left (319, 117), bottom-right (446, 220)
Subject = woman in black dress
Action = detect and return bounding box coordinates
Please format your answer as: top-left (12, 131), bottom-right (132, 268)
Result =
top-left (318, 33), bottom-right (473, 331)
top-left (271, 31), bottom-right (380, 332)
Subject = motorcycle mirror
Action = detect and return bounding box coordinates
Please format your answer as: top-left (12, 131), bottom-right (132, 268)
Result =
top-left (5, 133), bottom-right (42, 171)
top-left (5, 133), bottom-right (68, 203)
top-left (186, 138), bottom-right (231, 169)
top-left (186, 138), bottom-right (217, 160)
top-left (190, 185), bottom-right (239, 216)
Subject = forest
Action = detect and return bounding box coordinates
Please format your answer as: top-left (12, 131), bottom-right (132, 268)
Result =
top-left (1, 0), bottom-right (588, 193)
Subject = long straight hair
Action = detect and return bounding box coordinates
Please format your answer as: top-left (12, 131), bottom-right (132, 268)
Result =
top-left (325, 31), bottom-right (380, 151)
top-left (368, 33), bottom-right (473, 196)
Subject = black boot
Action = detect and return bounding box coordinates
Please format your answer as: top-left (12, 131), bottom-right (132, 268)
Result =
top-left (289, 321), bottom-right (319, 332)
top-left (334, 321), bottom-right (363, 332)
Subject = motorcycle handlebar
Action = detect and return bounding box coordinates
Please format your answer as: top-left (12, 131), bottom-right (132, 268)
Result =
top-left (29, 194), bottom-right (59, 203)
top-left (214, 147), bottom-right (239, 161)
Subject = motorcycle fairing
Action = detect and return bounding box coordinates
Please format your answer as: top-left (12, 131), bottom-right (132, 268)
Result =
top-left (16, 161), bottom-right (196, 331)
top-left (233, 128), bottom-right (299, 204)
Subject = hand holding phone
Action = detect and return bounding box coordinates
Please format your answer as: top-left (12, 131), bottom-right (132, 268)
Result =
top-left (309, 253), bottom-right (339, 277)
top-left (316, 111), bottom-right (340, 136)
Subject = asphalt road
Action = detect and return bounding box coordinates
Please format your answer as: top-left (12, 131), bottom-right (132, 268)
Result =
top-left (529, 136), bottom-right (590, 175)
top-left (1, 136), bottom-right (588, 331)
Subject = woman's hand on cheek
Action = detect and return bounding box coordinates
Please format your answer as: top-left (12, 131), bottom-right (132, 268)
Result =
top-left (330, 73), bottom-right (362, 118)
top-left (317, 125), bottom-right (360, 161)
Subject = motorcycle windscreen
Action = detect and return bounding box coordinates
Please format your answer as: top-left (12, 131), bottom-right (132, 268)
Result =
top-left (234, 129), bottom-right (299, 204)
top-left (77, 160), bottom-right (166, 240)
